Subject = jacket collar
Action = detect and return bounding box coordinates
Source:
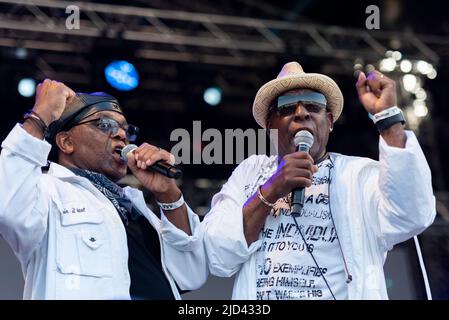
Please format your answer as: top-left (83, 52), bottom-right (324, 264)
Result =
top-left (47, 162), bottom-right (79, 179)
top-left (46, 162), bottom-right (113, 201)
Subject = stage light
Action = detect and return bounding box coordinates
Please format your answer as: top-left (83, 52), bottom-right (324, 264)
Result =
top-left (405, 106), bottom-right (419, 131)
top-left (353, 59), bottom-right (363, 71)
top-left (415, 88), bottom-right (427, 100)
top-left (416, 60), bottom-right (433, 75)
top-left (203, 87), bottom-right (222, 106)
top-left (427, 69), bottom-right (437, 79)
top-left (402, 74), bottom-right (418, 92)
top-left (379, 58), bottom-right (396, 72)
top-left (104, 60), bottom-right (139, 91)
top-left (400, 60), bottom-right (412, 73)
top-left (15, 48), bottom-right (28, 59)
top-left (18, 78), bottom-right (36, 97)
top-left (366, 64), bottom-right (375, 73)
top-left (413, 101), bottom-right (428, 118)
top-left (392, 51), bottom-right (402, 61)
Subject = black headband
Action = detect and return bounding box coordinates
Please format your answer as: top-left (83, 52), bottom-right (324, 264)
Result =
top-left (59, 101), bottom-right (123, 132)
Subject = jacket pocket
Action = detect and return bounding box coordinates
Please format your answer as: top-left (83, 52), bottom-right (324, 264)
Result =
top-left (56, 229), bottom-right (113, 278)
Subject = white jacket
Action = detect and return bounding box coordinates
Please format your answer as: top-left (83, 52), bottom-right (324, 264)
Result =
top-left (203, 131), bottom-right (436, 299)
top-left (0, 124), bottom-right (208, 300)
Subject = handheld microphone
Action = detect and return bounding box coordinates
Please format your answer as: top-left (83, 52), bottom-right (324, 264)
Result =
top-left (291, 130), bottom-right (314, 216)
top-left (120, 144), bottom-right (183, 180)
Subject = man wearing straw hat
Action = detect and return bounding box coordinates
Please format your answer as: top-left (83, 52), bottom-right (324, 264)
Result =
top-left (203, 61), bottom-right (436, 299)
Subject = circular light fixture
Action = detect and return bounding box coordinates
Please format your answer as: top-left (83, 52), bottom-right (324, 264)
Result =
top-left (203, 87), bottom-right (222, 106)
top-left (18, 78), bottom-right (36, 97)
top-left (104, 60), bottom-right (139, 91)
top-left (400, 60), bottom-right (412, 73)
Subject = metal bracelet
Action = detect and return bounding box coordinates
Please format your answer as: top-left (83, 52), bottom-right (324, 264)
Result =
top-left (257, 185), bottom-right (276, 208)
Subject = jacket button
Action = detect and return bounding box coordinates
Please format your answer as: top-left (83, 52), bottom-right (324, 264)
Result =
top-left (89, 237), bottom-right (96, 242)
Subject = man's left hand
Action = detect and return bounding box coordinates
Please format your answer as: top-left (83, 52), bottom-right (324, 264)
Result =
top-left (126, 143), bottom-right (181, 200)
top-left (355, 69), bottom-right (397, 115)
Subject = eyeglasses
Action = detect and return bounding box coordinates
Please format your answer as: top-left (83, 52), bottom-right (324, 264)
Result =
top-left (73, 117), bottom-right (139, 142)
top-left (269, 92), bottom-right (328, 117)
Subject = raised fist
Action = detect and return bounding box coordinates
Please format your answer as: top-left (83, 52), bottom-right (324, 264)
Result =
top-left (32, 79), bottom-right (76, 126)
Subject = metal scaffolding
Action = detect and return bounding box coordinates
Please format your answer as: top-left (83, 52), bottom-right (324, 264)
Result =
top-left (1, 0), bottom-right (447, 69)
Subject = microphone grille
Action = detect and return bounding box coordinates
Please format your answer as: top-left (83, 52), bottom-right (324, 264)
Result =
top-left (294, 130), bottom-right (314, 148)
top-left (120, 144), bottom-right (138, 162)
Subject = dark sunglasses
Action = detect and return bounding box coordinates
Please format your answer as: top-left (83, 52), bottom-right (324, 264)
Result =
top-left (269, 92), bottom-right (328, 117)
top-left (73, 117), bottom-right (139, 142)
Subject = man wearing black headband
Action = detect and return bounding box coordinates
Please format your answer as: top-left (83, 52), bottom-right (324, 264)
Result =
top-left (0, 79), bottom-right (207, 299)
top-left (203, 62), bottom-right (436, 300)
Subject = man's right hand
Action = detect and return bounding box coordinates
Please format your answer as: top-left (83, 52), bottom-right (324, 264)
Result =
top-left (242, 151), bottom-right (318, 245)
top-left (32, 79), bottom-right (76, 126)
top-left (260, 152), bottom-right (318, 204)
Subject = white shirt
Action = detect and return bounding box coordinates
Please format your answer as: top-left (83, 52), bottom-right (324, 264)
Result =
top-left (255, 158), bottom-right (348, 300)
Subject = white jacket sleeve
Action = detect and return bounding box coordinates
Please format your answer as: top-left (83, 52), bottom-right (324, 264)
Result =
top-left (160, 205), bottom-right (208, 290)
top-left (363, 130), bottom-right (436, 251)
top-left (123, 185), bottom-right (209, 291)
top-left (202, 156), bottom-right (263, 277)
top-left (0, 124), bottom-right (51, 263)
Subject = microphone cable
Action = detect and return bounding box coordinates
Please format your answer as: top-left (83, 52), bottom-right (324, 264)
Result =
top-left (290, 213), bottom-right (336, 300)
top-left (289, 154), bottom-right (353, 301)
top-left (290, 154), bottom-right (336, 300)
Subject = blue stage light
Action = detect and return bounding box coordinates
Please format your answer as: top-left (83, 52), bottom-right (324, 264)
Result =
top-left (104, 60), bottom-right (139, 91)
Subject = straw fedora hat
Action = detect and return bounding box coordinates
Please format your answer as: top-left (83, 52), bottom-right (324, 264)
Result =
top-left (253, 61), bottom-right (344, 128)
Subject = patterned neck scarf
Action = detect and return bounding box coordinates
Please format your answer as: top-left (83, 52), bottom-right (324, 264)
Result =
top-left (69, 168), bottom-right (141, 225)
